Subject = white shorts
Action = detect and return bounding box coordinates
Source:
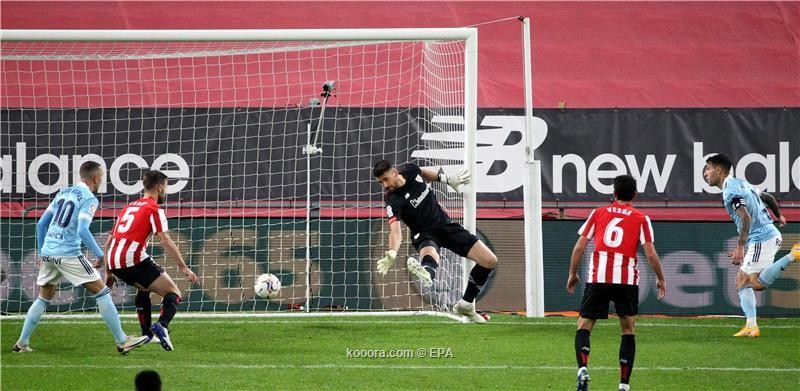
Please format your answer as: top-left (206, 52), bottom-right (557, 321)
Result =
top-left (740, 236), bottom-right (782, 274)
top-left (36, 254), bottom-right (101, 287)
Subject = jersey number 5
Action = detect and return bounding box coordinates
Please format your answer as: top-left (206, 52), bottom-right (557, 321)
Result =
top-left (116, 207), bottom-right (140, 233)
top-left (603, 217), bottom-right (625, 248)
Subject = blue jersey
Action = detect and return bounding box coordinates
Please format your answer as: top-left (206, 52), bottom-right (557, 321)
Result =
top-left (721, 176), bottom-right (780, 244)
top-left (40, 183), bottom-right (100, 257)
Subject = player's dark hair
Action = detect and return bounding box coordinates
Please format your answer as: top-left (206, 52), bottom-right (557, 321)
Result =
top-left (706, 153), bottom-right (732, 172)
top-left (142, 170), bottom-right (168, 191)
top-left (135, 370), bottom-right (161, 391)
top-left (78, 161), bottom-right (102, 179)
top-left (613, 175), bottom-right (637, 201)
top-left (373, 160), bottom-right (393, 177)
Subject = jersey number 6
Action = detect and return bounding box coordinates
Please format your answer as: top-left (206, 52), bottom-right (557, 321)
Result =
top-left (603, 217), bottom-right (625, 248)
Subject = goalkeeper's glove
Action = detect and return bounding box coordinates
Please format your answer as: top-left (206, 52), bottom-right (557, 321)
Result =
top-left (439, 168), bottom-right (471, 193)
top-left (377, 250), bottom-right (398, 275)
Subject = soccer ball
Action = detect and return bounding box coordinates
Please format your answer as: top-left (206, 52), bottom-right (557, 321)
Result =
top-left (254, 273), bottom-right (281, 300)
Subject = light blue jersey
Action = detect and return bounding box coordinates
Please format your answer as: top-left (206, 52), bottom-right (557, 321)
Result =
top-left (40, 182), bottom-right (102, 257)
top-left (721, 176), bottom-right (780, 244)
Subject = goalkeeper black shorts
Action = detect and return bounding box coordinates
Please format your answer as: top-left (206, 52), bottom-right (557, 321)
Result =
top-left (579, 283), bottom-right (639, 319)
top-left (411, 222), bottom-right (479, 258)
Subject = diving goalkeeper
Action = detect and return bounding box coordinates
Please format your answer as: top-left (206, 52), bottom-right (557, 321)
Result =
top-left (373, 160), bottom-right (498, 323)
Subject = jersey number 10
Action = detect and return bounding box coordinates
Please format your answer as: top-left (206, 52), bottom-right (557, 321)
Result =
top-left (51, 199), bottom-right (75, 228)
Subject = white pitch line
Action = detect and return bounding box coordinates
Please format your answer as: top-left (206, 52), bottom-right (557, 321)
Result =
top-left (3, 363), bottom-right (799, 372)
top-left (2, 318), bottom-right (798, 329)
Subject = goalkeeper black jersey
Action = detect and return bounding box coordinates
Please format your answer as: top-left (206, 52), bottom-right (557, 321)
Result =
top-left (384, 163), bottom-right (451, 235)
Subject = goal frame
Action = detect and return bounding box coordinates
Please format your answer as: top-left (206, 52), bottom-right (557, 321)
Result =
top-left (0, 28), bottom-right (478, 321)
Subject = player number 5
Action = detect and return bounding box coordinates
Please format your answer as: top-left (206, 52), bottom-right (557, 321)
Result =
top-left (116, 207), bottom-right (140, 233)
top-left (603, 217), bottom-right (624, 248)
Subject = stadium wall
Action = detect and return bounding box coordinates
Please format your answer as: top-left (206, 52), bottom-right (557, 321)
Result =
top-left (2, 108), bottom-right (798, 207)
top-left (2, 1), bottom-right (798, 109)
top-left (2, 218), bottom-right (798, 316)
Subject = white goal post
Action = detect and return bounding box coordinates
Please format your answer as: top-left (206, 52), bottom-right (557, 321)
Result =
top-left (0, 28), bottom-right (478, 320)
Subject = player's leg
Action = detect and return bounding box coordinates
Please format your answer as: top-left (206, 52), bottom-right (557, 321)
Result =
top-left (83, 278), bottom-right (147, 354)
top-left (14, 277), bottom-right (57, 352)
top-left (419, 245), bottom-right (440, 280)
top-left (733, 242), bottom-right (760, 337)
top-left (69, 256), bottom-right (148, 353)
top-left (448, 225), bottom-right (497, 323)
top-left (754, 236), bottom-right (794, 290)
top-left (407, 234), bottom-right (439, 287)
top-left (462, 239), bottom-right (497, 303)
top-left (144, 271), bottom-right (181, 351)
top-left (14, 259), bottom-right (61, 351)
top-left (135, 290), bottom-right (154, 339)
top-left (575, 283), bottom-right (610, 391)
top-left (146, 273), bottom-right (181, 328)
top-left (575, 316), bottom-right (596, 371)
top-left (109, 262), bottom-right (155, 340)
top-left (618, 315), bottom-right (636, 391)
top-left (734, 270), bottom-right (759, 337)
top-left (612, 284), bottom-right (639, 391)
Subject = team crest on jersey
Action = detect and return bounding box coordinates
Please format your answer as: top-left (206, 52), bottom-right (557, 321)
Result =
top-left (415, 175), bottom-right (423, 183)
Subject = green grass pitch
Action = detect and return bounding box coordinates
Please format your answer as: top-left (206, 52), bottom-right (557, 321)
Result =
top-left (2, 315), bottom-right (799, 390)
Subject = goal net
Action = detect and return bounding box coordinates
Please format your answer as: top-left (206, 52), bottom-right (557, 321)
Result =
top-left (0, 29), bottom-right (477, 318)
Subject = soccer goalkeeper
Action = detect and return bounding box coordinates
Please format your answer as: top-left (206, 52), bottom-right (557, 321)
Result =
top-left (373, 160), bottom-right (497, 323)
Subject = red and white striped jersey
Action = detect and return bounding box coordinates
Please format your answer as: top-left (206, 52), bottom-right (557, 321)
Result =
top-left (107, 197), bottom-right (168, 270)
top-left (577, 202), bottom-right (654, 285)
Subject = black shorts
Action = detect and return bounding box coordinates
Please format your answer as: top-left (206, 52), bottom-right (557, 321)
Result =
top-left (411, 222), bottom-right (479, 258)
top-left (110, 258), bottom-right (164, 289)
top-left (579, 283), bottom-right (639, 319)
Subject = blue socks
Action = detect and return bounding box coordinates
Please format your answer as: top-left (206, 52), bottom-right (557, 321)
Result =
top-left (737, 285), bottom-right (757, 325)
top-left (18, 297), bottom-right (51, 346)
top-left (95, 287), bottom-right (126, 345)
top-left (758, 253), bottom-right (794, 288)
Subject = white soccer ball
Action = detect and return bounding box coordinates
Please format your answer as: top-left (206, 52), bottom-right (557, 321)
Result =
top-left (254, 273), bottom-right (281, 300)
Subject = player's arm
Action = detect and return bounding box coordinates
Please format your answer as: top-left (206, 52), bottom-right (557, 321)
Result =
top-left (35, 210), bottom-right (54, 254)
top-left (36, 197), bottom-right (61, 253)
top-left (643, 242), bottom-right (667, 299)
top-left (156, 232), bottom-right (198, 284)
top-left (759, 191), bottom-right (786, 227)
top-left (420, 167), bottom-right (471, 193)
top-left (566, 235), bottom-right (589, 294)
top-left (731, 206), bottom-right (751, 265)
top-left (77, 199), bottom-right (104, 260)
top-left (377, 221), bottom-right (401, 275)
top-left (419, 169), bottom-right (439, 182)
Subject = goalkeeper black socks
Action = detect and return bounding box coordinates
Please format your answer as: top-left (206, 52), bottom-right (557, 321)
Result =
top-left (421, 255), bottom-right (439, 280)
top-left (575, 329), bottom-right (591, 367)
top-left (462, 264), bottom-right (492, 303)
top-left (619, 334), bottom-right (636, 385)
top-left (135, 290), bottom-right (152, 337)
top-left (158, 293), bottom-right (181, 328)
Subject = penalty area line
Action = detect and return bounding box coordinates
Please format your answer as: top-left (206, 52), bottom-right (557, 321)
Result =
top-left (2, 318), bottom-right (797, 329)
top-left (3, 363), bottom-right (799, 372)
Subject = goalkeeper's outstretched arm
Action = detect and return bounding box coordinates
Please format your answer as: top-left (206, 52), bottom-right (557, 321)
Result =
top-left (377, 221), bottom-right (402, 275)
top-left (421, 167), bottom-right (471, 193)
top-left (420, 169), bottom-right (440, 183)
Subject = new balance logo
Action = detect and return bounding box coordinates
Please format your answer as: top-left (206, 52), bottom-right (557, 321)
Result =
top-left (411, 115), bottom-right (548, 193)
